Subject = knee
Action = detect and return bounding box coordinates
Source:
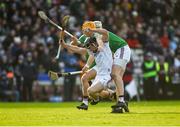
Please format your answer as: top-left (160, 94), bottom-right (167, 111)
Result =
top-left (87, 87), bottom-right (95, 95)
top-left (81, 74), bottom-right (88, 83)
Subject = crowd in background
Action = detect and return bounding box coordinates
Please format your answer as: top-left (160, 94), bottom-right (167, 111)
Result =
top-left (0, 0), bottom-right (180, 102)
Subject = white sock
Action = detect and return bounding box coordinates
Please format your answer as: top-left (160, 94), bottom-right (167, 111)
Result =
top-left (83, 97), bottom-right (88, 105)
top-left (118, 96), bottom-right (124, 102)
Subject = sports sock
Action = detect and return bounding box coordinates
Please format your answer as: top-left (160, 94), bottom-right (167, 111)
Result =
top-left (118, 95), bottom-right (124, 102)
top-left (82, 96), bottom-right (88, 105)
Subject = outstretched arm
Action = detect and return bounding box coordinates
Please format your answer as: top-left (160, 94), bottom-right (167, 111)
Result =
top-left (82, 54), bottom-right (95, 72)
top-left (86, 54), bottom-right (95, 68)
top-left (70, 35), bottom-right (85, 48)
top-left (91, 28), bottom-right (108, 38)
top-left (96, 35), bottom-right (104, 51)
top-left (70, 36), bottom-right (79, 46)
top-left (59, 39), bottom-right (87, 55)
top-left (87, 28), bottom-right (109, 51)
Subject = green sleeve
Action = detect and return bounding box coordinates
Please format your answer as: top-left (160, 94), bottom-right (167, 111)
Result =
top-left (78, 34), bottom-right (96, 68)
top-left (78, 35), bottom-right (87, 44)
top-left (109, 32), bottom-right (127, 53)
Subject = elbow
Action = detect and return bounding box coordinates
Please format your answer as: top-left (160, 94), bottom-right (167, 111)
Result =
top-left (103, 29), bottom-right (108, 36)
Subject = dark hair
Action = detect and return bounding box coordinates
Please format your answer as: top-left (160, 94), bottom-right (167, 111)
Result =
top-left (83, 36), bottom-right (97, 48)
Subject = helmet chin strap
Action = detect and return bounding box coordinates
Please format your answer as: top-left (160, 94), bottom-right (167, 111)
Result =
top-left (91, 43), bottom-right (98, 53)
top-left (93, 48), bottom-right (98, 53)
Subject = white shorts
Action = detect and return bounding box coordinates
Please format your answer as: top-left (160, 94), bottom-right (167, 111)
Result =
top-left (113, 45), bottom-right (131, 69)
top-left (91, 75), bottom-right (111, 89)
top-left (92, 66), bottom-right (111, 76)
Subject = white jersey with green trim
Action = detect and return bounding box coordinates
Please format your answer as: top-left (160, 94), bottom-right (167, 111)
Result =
top-left (88, 42), bottom-right (113, 76)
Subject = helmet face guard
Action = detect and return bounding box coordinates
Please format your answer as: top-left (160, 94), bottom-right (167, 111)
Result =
top-left (84, 43), bottom-right (91, 49)
top-left (83, 37), bottom-right (98, 49)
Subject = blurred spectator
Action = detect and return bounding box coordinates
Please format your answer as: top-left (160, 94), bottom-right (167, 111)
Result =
top-left (14, 55), bottom-right (24, 101)
top-left (0, 69), bottom-right (8, 101)
top-left (142, 52), bottom-right (158, 100)
top-left (0, 54), bottom-right (19, 101)
top-left (172, 47), bottom-right (180, 98)
top-left (61, 49), bottom-right (80, 101)
top-left (123, 61), bottom-right (134, 100)
top-left (156, 56), bottom-right (170, 99)
top-left (21, 52), bottom-right (37, 101)
top-left (123, 61), bottom-right (133, 85)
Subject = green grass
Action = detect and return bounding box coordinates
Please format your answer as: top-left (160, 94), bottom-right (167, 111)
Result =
top-left (0, 101), bottom-right (180, 126)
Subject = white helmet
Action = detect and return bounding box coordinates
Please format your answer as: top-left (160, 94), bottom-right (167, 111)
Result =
top-left (94, 21), bottom-right (102, 28)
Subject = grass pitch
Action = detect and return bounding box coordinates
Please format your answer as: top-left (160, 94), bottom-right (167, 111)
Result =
top-left (0, 101), bottom-right (180, 126)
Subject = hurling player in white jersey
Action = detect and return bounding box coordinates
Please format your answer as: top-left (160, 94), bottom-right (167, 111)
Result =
top-left (59, 31), bottom-right (113, 110)
top-left (82, 36), bottom-right (113, 108)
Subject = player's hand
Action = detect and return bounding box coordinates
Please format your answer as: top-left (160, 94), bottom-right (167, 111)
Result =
top-left (82, 64), bottom-right (89, 73)
top-left (71, 36), bottom-right (78, 42)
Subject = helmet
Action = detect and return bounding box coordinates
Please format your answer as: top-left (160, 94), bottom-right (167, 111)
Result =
top-left (83, 37), bottom-right (97, 49)
top-left (82, 21), bottom-right (96, 31)
top-left (94, 21), bottom-right (102, 28)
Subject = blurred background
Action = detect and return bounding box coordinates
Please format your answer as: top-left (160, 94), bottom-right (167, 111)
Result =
top-left (0, 0), bottom-right (180, 102)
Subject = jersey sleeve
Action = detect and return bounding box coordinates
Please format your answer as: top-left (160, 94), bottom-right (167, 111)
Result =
top-left (78, 35), bottom-right (87, 44)
top-left (79, 34), bottom-right (96, 68)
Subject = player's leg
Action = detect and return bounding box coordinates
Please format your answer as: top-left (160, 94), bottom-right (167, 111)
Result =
top-left (111, 65), bottom-right (125, 101)
top-left (77, 68), bottom-right (96, 110)
top-left (88, 75), bottom-right (112, 105)
top-left (98, 89), bottom-right (116, 100)
top-left (89, 88), bottom-right (116, 105)
top-left (111, 65), bottom-right (129, 111)
top-left (111, 45), bottom-right (131, 112)
top-left (87, 81), bottom-right (104, 104)
top-left (81, 68), bottom-right (96, 103)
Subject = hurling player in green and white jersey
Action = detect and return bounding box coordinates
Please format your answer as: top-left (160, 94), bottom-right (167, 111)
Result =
top-left (71, 21), bottom-right (131, 113)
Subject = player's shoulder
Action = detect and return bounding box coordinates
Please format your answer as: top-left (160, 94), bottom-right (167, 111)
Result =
top-left (109, 31), bottom-right (116, 37)
top-left (109, 31), bottom-right (126, 41)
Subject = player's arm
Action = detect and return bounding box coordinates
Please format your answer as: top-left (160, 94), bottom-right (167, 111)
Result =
top-left (82, 54), bottom-right (95, 72)
top-left (91, 28), bottom-right (108, 40)
top-left (59, 39), bottom-right (87, 55)
top-left (89, 28), bottom-right (108, 51)
top-left (86, 54), bottom-right (95, 68)
top-left (70, 35), bottom-right (85, 47)
top-left (96, 35), bottom-right (104, 51)
top-left (70, 36), bottom-right (79, 46)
